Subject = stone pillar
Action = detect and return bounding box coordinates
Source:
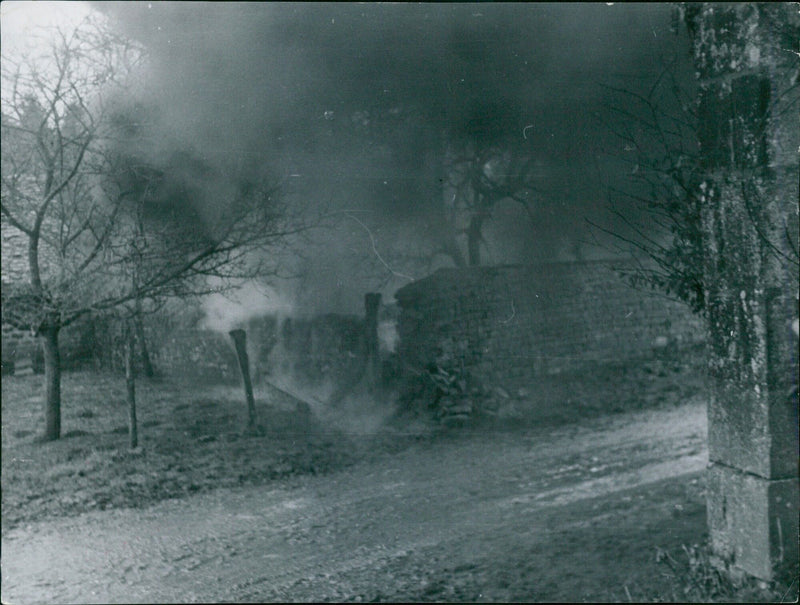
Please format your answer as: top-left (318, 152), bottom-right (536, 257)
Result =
top-left (685, 3), bottom-right (799, 581)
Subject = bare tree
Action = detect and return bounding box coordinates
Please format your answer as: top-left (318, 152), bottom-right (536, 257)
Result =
top-left (590, 56), bottom-right (708, 313)
top-left (1, 18), bottom-right (300, 441)
top-left (443, 136), bottom-right (543, 267)
top-left (1, 16), bottom-right (143, 440)
top-left (592, 52), bottom-right (798, 314)
top-left (324, 104), bottom-right (545, 273)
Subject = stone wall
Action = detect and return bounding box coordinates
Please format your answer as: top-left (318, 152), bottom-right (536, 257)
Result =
top-left (94, 312), bottom-right (370, 391)
top-left (264, 314), bottom-right (366, 388)
top-left (1, 320), bottom-right (99, 375)
top-left (394, 260), bottom-right (706, 396)
top-left (146, 328), bottom-right (242, 384)
top-left (1, 222), bottom-right (97, 373)
top-left (1, 223), bottom-right (29, 285)
top-left (685, 3), bottom-right (799, 582)
top-left (2, 222), bottom-right (33, 374)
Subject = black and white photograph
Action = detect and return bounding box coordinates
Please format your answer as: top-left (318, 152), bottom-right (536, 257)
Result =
top-left (1, 2), bottom-right (798, 602)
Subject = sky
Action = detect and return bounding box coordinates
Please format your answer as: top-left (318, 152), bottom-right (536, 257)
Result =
top-left (1, 1), bottom-right (91, 54)
top-left (2, 2), bottom-right (696, 315)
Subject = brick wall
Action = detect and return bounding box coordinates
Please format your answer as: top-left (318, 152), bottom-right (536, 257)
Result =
top-left (394, 260), bottom-right (706, 395)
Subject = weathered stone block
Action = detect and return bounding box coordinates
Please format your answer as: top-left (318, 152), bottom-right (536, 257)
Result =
top-left (708, 376), bottom-right (798, 481)
top-left (688, 4), bottom-right (779, 81)
top-left (707, 463), bottom-right (799, 581)
top-left (707, 383), bottom-right (770, 477)
top-left (766, 288), bottom-right (800, 478)
top-left (698, 76), bottom-right (770, 170)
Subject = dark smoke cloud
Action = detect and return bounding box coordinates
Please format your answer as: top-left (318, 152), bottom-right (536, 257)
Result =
top-left (94, 2), bottom-right (693, 313)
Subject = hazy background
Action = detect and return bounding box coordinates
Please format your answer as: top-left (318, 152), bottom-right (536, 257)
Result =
top-left (3, 2), bottom-right (696, 315)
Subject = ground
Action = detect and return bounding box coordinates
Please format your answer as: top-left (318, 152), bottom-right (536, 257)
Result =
top-left (1, 349), bottom-right (795, 602)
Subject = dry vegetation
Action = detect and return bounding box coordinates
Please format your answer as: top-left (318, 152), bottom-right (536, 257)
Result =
top-left (3, 344), bottom-right (795, 602)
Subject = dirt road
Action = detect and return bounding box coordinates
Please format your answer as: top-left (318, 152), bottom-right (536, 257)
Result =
top-left (1, 401), bottom-right (708, 603)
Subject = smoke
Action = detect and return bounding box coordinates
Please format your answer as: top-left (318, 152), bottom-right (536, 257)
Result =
top-left (91, 2), bottom-right (693, 313)
top-left (200, 280), bottom-right (294, 333)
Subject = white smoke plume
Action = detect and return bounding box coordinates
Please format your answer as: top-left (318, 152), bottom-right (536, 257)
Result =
top-left (200, 279), bottom-right (294, 334)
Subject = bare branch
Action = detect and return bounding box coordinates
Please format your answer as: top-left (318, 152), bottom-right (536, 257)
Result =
top-left (0, 202), bottom-right (34, 235)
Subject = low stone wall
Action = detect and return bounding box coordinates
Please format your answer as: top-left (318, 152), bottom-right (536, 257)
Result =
top-left (394, 260), bottom-right (706, 397)
top-left (265, 314), bottom-right (366, 387)
top-left (110, 313), bottom-right (369, 391)
top-left (148, 328), bottom-right (241, 384)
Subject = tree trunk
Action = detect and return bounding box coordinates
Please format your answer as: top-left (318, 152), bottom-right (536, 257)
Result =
top-left (434, 132), bottom-right (468, 269)
top-left (229, 329), bottom-right (256, 430)
top-left (467, 215), bottom-right (483, 266)
top-left (444, 233), bottom-right (468, 269)
top-left (125, 323), bottom-right (138, 449)
top-left (134, 301), bottom-right (154, 378)
top-left (40, 324), bottom-right (61, 441)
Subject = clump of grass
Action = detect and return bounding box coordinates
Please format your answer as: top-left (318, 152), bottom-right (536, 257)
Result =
top-left (656, 542), bottom-right (798, 603)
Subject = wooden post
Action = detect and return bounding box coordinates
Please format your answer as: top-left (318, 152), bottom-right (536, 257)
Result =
top-left (134, 298), bottom-right (154, 378)
top-left (40, 323), bottom-right (61, 441)
top-left (229, 328), bottom-right (256, 429)
top-left (125, 321), bottom-right (138, 449)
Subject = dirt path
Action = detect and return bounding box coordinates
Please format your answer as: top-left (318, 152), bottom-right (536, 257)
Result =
top-left (1, 401), bottom-right (708, 604)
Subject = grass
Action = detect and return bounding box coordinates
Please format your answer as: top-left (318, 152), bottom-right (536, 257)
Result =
top-left (2, 347), bottom-right (709, 532)
top-left (1, 371), bottom-right (424, 532)
top-left (651, 542), bottom-right (798, 603)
